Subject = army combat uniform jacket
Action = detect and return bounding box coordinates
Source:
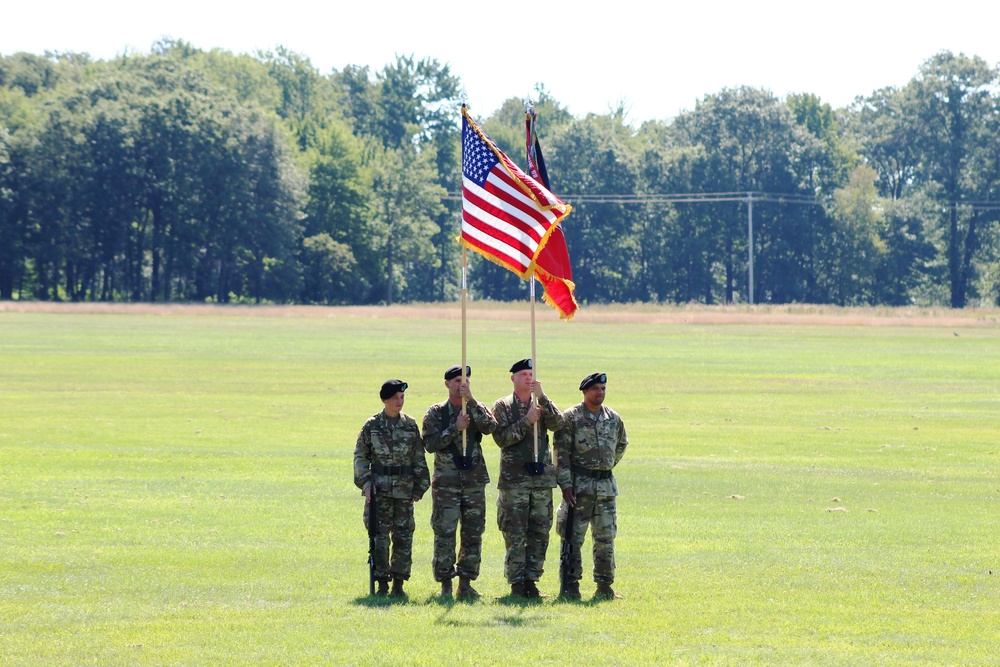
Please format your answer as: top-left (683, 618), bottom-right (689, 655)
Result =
top-left (354, 410), bottom-right (430, 500)
top-left (492, 393), bottom-right (565, 489)
top-left (422, 399), bottom-right (496, 489)
top-left (555, 403), bottom-right (628, 496)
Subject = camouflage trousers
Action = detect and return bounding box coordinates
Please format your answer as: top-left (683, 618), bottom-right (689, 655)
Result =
top-left (556, 493), bottom-right (617, 584)
top-left (364, 495), bottom-right (415, 581)
top-left (496, 487), bottom-right (553, 584)
top-left (430, 485), bottom-right (486, 581)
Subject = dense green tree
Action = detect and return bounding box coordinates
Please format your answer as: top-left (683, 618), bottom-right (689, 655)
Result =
top-left (299, 117), bottom-right (375, 303)
top-left (787, 92), bottom-right (857, 192)
top-left (908, 51), bottom-right (999, 307)
top-left (0, 52), bottom-right (65, 96)
top-left (1, 49), bottom-right (306, 303)
top-left (548, 111), bottom-right (643, 303)
top-left (819, 165), bottom-right (887, 304)
top-left (0, 86), bottom-right (41, 299)
top-left (369, 143), bottom-right (446, 305)
top-left (672, 87), bottom-right (829, 304)
top-left (0, 124), bottom-right (17, 299)
top-left (851, 87), bottom-right (921, 201)
top-left (193, 48), bottom-right (283, 115)
top-left (848, 85), bottom-right (945, 305)
top-left (481, 86), bottom-right (574, 158)
top-left (873, 194), bottom-right (940, 305)
top-left (332, 55), bottom-right (462, 302)
top-left (24, 85), bottom-right (88, 301)
top-left (636, 137), bottom-right (713, 303)
top-left (5, 45), bottom-right (1000, 309)
top-left (380, 56), bottom-right (462, 302)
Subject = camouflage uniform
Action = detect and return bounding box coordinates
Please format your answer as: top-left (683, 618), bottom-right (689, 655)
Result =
top-left (422, 399), bottom-right (497, 582)
top-left (492, 393), bottom-right (565, 585)
top-left (354, 410), bottom-right (430, 582)
top-left (555, 402), bottom-right (628, 585)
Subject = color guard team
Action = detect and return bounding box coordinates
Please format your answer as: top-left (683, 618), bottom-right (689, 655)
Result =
top-left (353, 360), bottom-right (629, 601)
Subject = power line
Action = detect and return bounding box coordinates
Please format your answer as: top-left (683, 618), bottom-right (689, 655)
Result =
top-left (560, 192), bottom-right (823, 205)
top-left (445, 189), bottom-right (1000, 306)
top-left (445, 189), bottom-right (1000, 210)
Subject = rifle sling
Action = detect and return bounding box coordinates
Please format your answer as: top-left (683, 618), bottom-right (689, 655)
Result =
top-left (440, 403), bottom-right (481, 468)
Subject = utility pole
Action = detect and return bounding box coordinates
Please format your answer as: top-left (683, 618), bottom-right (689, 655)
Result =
top-left (747, 192), bottom-right (754, 306)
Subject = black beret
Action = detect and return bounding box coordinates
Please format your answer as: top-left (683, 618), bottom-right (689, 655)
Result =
top-left (509, 358), bottom-right (533, 373)
top-left (579, 372), bottom-right (607, 391)
top-left (380, 379), bottom-right (408, 400)
top-left (444, 365), bottom-right (471, 381)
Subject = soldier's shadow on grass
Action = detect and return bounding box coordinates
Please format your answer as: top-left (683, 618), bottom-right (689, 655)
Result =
top-left (569, 596), bottom-right (617, 607)
top-left (352, 594), bottom-right (412, 607)
top-left (493, 593), bottom-right (545, 608)
top-left (424, 593), bottom-right (487, 607)
top-left (433, 598), bottom-right (541, 628)
top-left (352, 591), bottom-right (615, 611)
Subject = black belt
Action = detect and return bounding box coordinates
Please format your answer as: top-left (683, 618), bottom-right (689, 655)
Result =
top-left (572, 464), bottom-right (612, 480)
top-left (372, 463), bottom-right (414, 476)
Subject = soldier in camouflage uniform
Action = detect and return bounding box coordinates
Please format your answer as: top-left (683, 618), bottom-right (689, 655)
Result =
top-left (555, 372), bottom-right (628, 600)
top-left (492, 358), bottom-right (565, 599)
top-left (422, 365), bottom-right (497, 599)
top-left (354, 379), bottom-right (430, 597)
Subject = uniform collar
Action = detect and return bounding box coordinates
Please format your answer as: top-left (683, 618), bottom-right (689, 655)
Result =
top-left (379, 409), bottom-right (404, 426)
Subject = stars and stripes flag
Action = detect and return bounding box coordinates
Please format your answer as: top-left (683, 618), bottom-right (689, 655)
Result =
top-left (460, 106), bottom-right (576, 317)
top-left (525, 108), bottom-right (579, 320)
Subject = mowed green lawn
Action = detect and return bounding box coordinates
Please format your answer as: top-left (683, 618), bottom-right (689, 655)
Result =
top-left (1, 305), bottom-right (998, 666)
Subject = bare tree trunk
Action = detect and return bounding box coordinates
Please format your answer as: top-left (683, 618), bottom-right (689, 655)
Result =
top-left (948, 202), bottom-right (963, 308)
top-left (385, 238), bottom-right (394, 306)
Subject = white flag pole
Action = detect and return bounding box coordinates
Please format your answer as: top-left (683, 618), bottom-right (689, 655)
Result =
top-left (461, 246), bottom-right (468, 458)
top-left (531, 275), bottom-right (539, 464)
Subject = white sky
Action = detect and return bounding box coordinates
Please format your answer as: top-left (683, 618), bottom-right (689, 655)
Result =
top-left (4, 0), bottom-right (999, 124)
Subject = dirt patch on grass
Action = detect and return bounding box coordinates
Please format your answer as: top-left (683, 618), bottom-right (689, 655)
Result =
top-left (3, 300), bottom-right (999, 327)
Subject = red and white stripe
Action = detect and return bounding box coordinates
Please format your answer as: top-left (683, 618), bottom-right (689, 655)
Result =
top-left (462, 153), bottom-right (568, 277)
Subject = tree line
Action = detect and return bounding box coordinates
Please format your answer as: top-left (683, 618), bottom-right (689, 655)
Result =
top-left (2, 43), bottom-right (999, 307)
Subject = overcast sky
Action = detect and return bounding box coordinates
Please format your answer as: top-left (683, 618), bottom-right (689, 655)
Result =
top-left (4, 0), bottom-right (999, 124)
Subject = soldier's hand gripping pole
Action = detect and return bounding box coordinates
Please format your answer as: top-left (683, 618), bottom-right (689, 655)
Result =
top-left (367, 484), bottom-right (377, 595)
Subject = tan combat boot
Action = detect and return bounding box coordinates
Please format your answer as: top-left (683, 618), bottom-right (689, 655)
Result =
top-left (560, 581), bottom-right (581, 601)
top-left (594, 582), bottom-right (622, 599)
top-left (456, 577), bottom-right (480, 599)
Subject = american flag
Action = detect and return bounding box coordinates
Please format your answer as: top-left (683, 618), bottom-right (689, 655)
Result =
top-left (460, 107), bottom-right (571, 279)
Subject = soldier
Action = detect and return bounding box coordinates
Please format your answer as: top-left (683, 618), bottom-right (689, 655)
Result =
top-left (354, 379), bottom-right (430, 597)
top-left (555, 372), bottom-right (629, 600)
top-left (492, 358), bottom-right (565, 598)
top-left (422, 365), bottom-right (497, 599)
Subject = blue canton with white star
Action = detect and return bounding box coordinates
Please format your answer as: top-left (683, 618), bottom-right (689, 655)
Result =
top-left (463, 117), bottom-right (499, 188)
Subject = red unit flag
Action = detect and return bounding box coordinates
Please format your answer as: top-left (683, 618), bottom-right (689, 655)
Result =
top-left (525, 108), bottom-right (579, 320)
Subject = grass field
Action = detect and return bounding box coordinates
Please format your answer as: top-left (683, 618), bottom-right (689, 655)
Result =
top-left (1, 304), bottom-right (998, 666)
